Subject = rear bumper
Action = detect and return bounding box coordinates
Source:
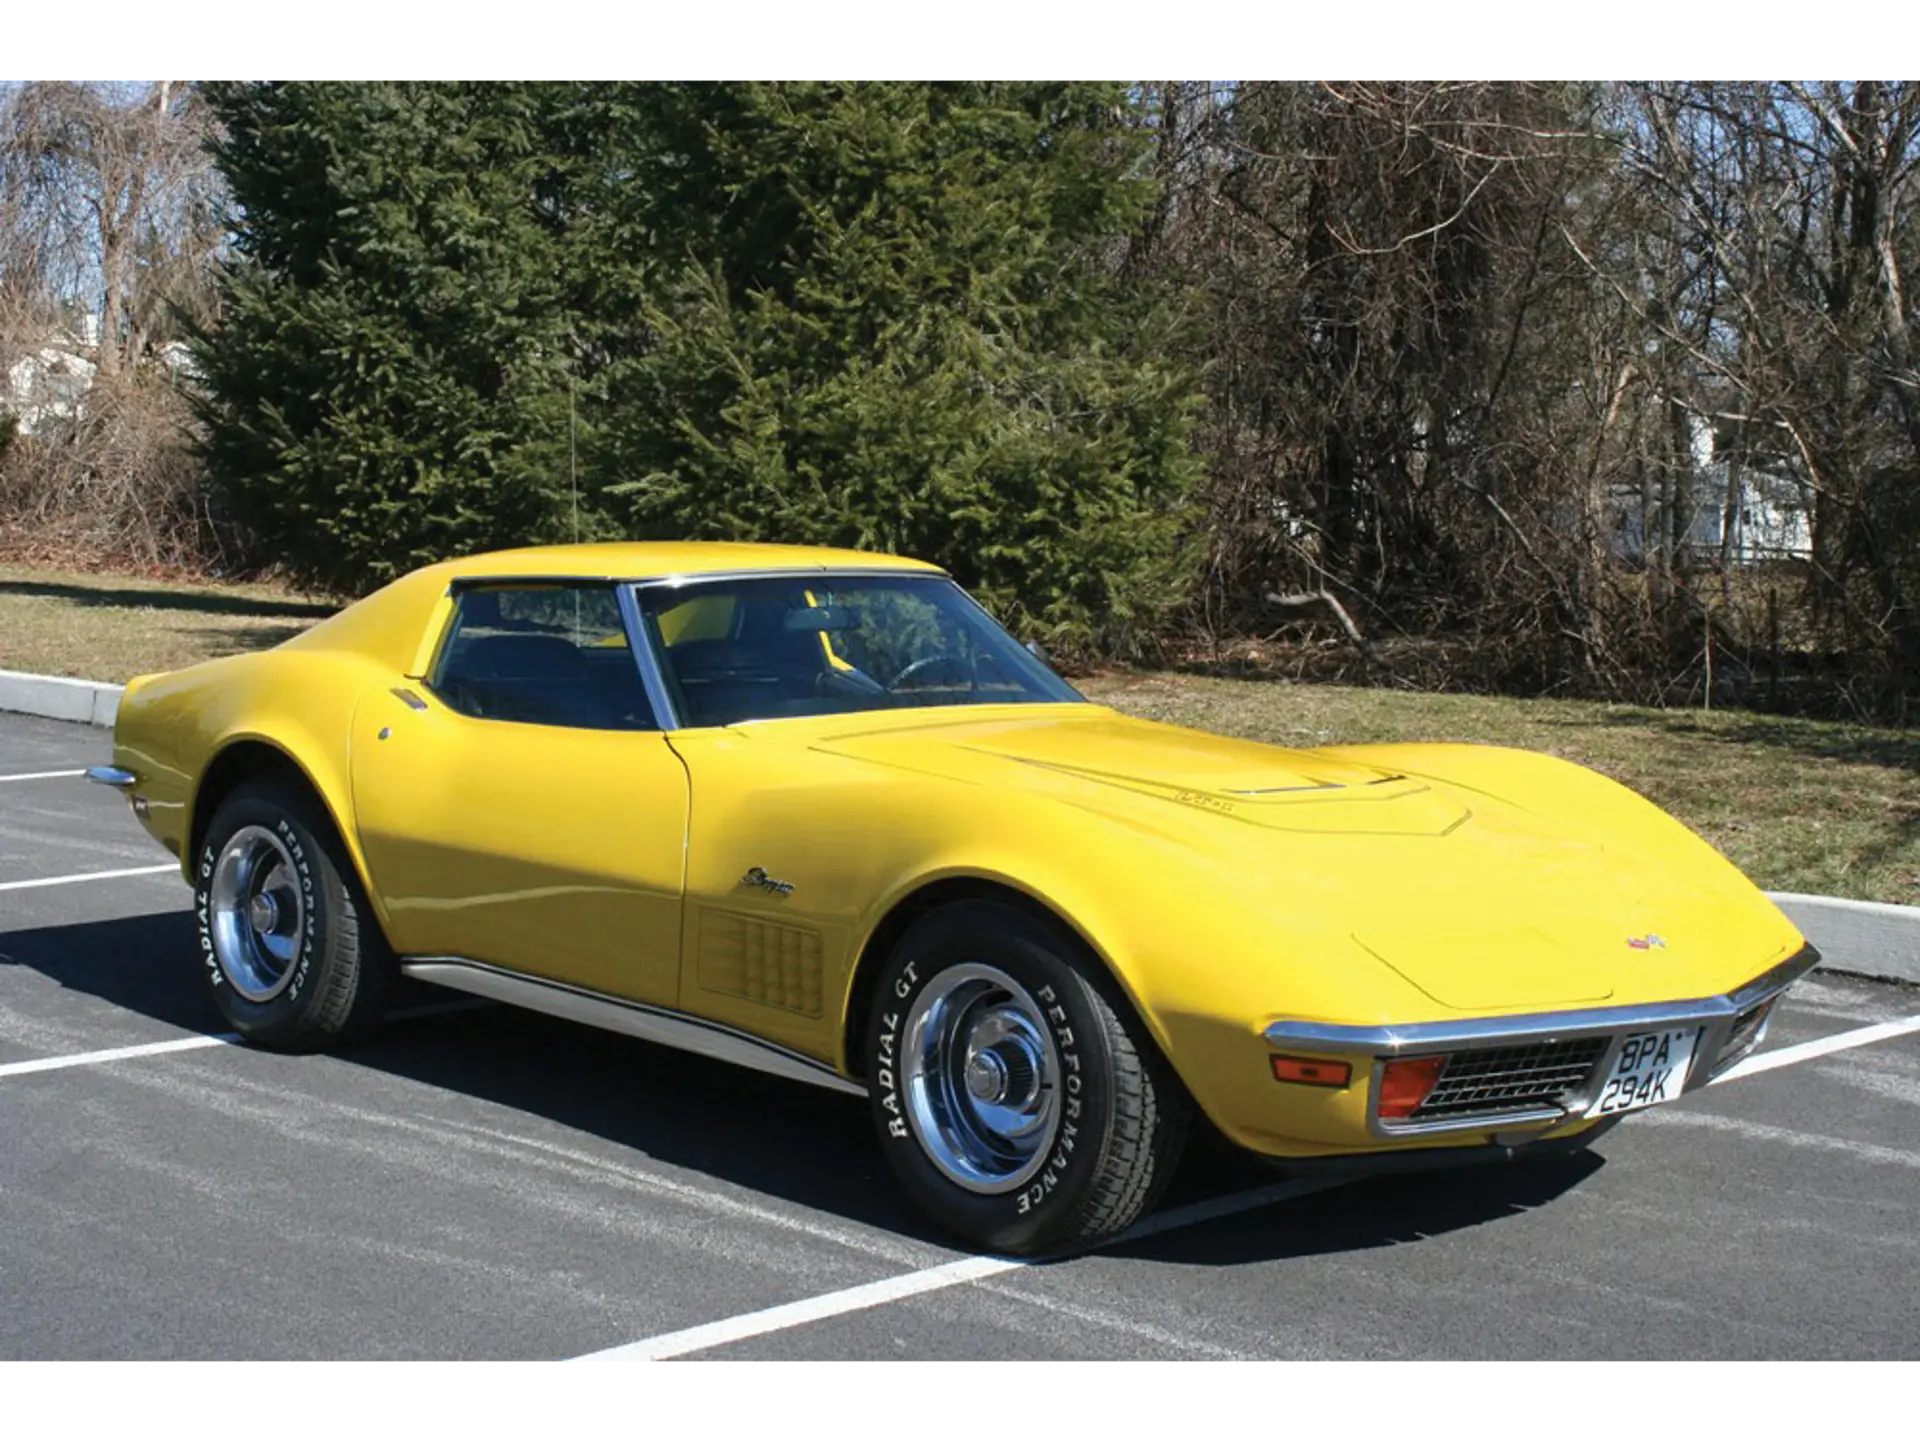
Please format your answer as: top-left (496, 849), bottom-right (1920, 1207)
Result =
top-left (1263, 943), bottom-right (1820, 1143)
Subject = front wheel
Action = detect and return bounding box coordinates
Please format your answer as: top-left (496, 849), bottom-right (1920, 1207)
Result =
top-left (195, 778), bottom-right (393, 1051)
top-left (865, 900), bottom-right (1188, 1256)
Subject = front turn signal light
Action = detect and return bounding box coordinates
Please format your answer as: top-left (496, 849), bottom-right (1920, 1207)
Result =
top-left (1270, 1054), bottom-right (1352, 1088)
top-left (1377, 1055), bottom-right (1447, 1119)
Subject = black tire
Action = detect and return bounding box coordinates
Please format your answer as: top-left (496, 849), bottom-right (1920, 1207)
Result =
top-left (194, 778), bottom-right (393, 1051)
top-left (865, 900), bottom-right (1189, 1256)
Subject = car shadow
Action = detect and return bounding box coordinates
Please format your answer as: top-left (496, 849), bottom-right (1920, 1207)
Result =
top-left (1, 909), bottom-right (1607, 1263)
top-left (0, 578), bottom-right (336, 621)
top-left (1113, 1147), bottom-right (1604, 1266)
top-left (182, 620), bottom-right (326, 656)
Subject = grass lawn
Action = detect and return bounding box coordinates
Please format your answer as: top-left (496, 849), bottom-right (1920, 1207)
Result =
top-left (0, 564), bottom-right (336, 683)
top-left (2, 563), bottom-right (1913, 904)
top-left (1078, 671), bottom-right (1920, 907)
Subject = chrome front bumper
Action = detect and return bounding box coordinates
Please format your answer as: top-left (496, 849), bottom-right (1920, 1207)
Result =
top-left (1264, 943), bottom-right (1822, 1141)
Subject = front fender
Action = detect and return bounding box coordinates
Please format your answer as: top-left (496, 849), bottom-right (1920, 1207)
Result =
top-left (837, 791), bottom-right (1437, 1151)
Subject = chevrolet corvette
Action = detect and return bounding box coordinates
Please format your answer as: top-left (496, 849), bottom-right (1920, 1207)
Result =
top-left (90, 542), bottom-right (1817, 1254)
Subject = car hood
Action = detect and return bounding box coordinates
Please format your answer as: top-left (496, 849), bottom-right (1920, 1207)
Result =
top-left (815, 706), bottom-right (1467, 834)
top-left (807, 706), bottom-right (1797, 1012)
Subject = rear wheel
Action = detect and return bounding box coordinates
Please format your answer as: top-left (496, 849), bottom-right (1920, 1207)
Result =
top-left (195, 778), bottom-right (393, 1051)
top-left (865, 900), bottom-right (1188, 1256)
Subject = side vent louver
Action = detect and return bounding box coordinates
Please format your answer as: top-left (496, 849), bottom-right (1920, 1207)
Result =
top-left (698, 910), bottom-right (825, 1018)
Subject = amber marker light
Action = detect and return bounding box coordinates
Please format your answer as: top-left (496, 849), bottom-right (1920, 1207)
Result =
top-left (1376, 1055), bottom-right (1448, 1119)
top-left (1269, 1055), bottom-right (1353, 1088)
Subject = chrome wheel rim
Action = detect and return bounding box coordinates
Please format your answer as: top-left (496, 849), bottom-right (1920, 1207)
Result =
top-left (208, 826), bottom-right (305, 1002)
top-left (902, 963), bottom-right (1061, 1194)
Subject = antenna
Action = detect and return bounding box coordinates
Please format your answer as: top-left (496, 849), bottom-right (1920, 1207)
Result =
top-left (568, 367), bottom-right (579, 545)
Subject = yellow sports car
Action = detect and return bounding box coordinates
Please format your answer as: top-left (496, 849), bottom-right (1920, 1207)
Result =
top-left (91, 542), bottom-right (1817, 1254)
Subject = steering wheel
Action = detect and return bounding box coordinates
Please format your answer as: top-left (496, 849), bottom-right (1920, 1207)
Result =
top-left (884, 652), bottom-right (971, 692)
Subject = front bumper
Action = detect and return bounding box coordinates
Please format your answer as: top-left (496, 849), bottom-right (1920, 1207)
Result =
top-left (1262, 943), bottom-right (1821, 1143)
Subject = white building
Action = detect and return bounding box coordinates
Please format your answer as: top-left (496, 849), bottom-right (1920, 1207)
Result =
top-left (2, 316), bottom-right (198, 437)
top-left (5, 345), bottom-right (99, 436)
top-left (1608, 414), bottom-right (1814, 564)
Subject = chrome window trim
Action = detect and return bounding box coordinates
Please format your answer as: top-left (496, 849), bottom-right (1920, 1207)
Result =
top-left (615, 583), bottom-right (682, 731)
top-left (628, 565), bottom-right (948, 591)
top-left (400, 956), bottom-right (865, 1097)
top-left (1264, 942), bottom-right (1820, 1141)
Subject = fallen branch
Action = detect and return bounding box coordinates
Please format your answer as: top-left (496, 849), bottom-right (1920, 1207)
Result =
top-left (1262, 588), bottom-right (1378, 661)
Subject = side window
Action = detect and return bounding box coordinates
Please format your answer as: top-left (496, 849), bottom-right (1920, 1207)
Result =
top-left (429, 584), bottom-right (657, 731)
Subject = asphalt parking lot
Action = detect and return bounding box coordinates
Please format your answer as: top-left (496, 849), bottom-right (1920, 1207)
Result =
top-left (3, 708), bottom-right (1918, 1361)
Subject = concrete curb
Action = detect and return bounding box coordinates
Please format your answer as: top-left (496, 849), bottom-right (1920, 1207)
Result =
top-left (1, 667), bottom-right (1916, 987)
top-left (0, 669), bottom-right (122, 728)
top-left (1765, 893), bottom-right (1920, 987)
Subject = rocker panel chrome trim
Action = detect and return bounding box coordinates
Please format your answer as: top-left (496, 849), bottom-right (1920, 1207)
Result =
top-left (400, 958), bottom-right (865, 1097)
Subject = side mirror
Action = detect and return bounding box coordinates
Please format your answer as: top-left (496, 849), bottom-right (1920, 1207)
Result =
top-left (1024, 638), bottom-right (1052, 665)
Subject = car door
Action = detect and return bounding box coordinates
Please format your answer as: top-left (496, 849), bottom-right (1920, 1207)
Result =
top-left (634, 577), bottom-right (982, 1064)
top-left (349, 581), bottom-right (689, 1008)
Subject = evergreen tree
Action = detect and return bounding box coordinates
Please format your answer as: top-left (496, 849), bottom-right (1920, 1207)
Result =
top-left (586, 82), bottom-right (1203, 652)
top-left (195, 82), bottom-right (580, 592)
top-left (198, 82), bottom-right (1204, 651)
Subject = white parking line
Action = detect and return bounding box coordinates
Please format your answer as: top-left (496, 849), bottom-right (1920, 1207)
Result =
top-left (0, 1000), bottom-right (487, 1083)
top-left (1713, 1012), bottom-right (1920, 1083)
top-left (580, 1008), bottom-right (1920, 1362)
top-left (0, 863), bottom-right (178, 893)
top-left (0, 769), bottom-right (86, 783)
top-left (575, 1174), bottom-right (1352, 1361)
top-left (0, 1032), bottom-right (236, 1079)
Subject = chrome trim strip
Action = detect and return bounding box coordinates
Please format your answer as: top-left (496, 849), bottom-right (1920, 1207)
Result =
top-left (84, 766), bottom-right (137, 789)
top-left (398, 957), bottom-right (865, 1097)
top-left (1264, 943), bottom-right (1821, 1141)
top-left (1370, 1103), bottom-right (1568, 1139)
top-left (444, 573), bottom-right (640, 590)
top-left (1726, 944), bottom-right (1826, 1010)
top-left (629, 565), bottom-right (947, 591)
top-left (1263, 943), bottom-right (1821, 1055)
top-left (443, 565), bottom-right (946, 593)
top-left (616, 583), bottom-right (683, 731)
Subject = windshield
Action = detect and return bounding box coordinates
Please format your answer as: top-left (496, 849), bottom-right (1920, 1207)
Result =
top-left (635, 574), bottom-right (1083, 727)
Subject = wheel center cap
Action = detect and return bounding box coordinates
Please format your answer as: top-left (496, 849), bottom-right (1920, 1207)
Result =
top-left (965, 1041), bottom-right (1040, 1110)
top-left (965, 1049), bottom-right (1008, 1103)
top-left (248, 893), bottom-right (280, 935)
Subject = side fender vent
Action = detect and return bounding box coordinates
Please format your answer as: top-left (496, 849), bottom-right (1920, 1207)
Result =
top-left (697, 909), bottom-right (825, 1018)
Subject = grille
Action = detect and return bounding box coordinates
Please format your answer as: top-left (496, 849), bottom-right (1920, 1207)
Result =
top-left (1411, 1037), bottom-right (1609, 1120)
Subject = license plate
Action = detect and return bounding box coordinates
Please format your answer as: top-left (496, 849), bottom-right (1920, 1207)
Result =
top-left (1586, 1026), bottom-right (1701, 1117)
